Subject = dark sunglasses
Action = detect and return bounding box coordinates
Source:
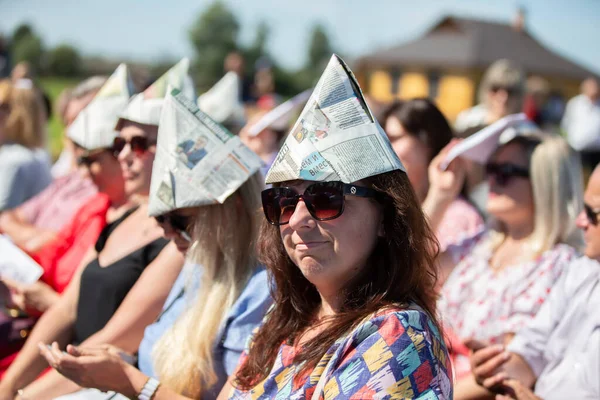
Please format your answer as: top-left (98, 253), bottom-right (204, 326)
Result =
top-left (584, 203), bottom-right (600, 225)
top-left (154, 213), bottom-right (193, 241)
top-left (489, 85), bottom-right (521, 96)
top-left (261, 181), bottom-right (383, 226)
top-left (112, 136), bottom-right (155, 157)
top-left (485, 162), bottom-right (530, 186)
top-left (77, 149), bottom-right (113, 167)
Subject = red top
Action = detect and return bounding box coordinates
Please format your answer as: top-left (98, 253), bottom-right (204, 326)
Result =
top-left (29, 193), bottom-right (111, 293)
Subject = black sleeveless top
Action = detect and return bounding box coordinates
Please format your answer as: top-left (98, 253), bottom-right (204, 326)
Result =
top-left (73, 207), bottom-right (169, 344)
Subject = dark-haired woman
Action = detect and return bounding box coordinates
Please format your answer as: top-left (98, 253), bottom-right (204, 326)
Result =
top-left (382, 99), bottom-right (483, 252)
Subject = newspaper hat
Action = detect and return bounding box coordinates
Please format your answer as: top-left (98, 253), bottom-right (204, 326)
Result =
top-left (442, 113), bottom-right (542, 169)
top-left (148, 88), bottom-right (262, 217)
top-left (68, 63), bottom-right (133, 150)
top-left (265, 54), bottom-right (404, 184)
top-left (247, 89), bottom-right (312, 137)
top-left (116, 58), bottom-right (195, 129)
top-left (197, 71), bottom-right (245, 127)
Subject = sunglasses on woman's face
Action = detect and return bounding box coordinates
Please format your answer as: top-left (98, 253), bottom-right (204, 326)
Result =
top-left (485, 162), bottom-right (530, 186)
top-left (489, 85), bottom-right (521, 97)
top-left (112, 136), bottom-right (155, 157)
top-left (154, 213), bottom-right (193, 241)
top-left (261, 181), bottom-right (383, 226)
top-left (584, 203), bottom-right (600, 225)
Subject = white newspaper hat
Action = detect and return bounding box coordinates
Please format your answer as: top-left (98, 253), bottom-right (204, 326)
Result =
top-left (264, 54), bottom-right (405, 185)
top-left (197, 71), bottom-right (245, 127)
top-left (116, 58), bottom-right (195, 129)
top-left (441, 113), bottom-right (542, 169)
top-left (67, 63), bottom-right (133, 151)
top-left (148, 88), bottom-right (263, 217)
top-left (247, 89), bottom-right (312, 137)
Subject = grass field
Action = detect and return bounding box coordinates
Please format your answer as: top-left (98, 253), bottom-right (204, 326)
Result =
top-left (39, 77), bottom-right (79, 160)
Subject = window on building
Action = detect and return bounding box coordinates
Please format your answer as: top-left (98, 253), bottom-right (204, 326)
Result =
top-left (390, 68), bottom-right (402, 96)
top-left (428, 72), bottom-right (440, 99)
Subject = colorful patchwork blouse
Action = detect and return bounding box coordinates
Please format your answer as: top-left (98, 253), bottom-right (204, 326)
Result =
top-left (229, 306), bottom-right (453, 399)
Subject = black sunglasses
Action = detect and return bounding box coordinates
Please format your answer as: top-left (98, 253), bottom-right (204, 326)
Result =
top-left (489, 85), bottom-right (521, 96)
top-left (112, 136), bottom-right (155, 157)
top-left (485, 162), bottom-right (530, 186)
top-left (154, 213), bottom-right (193, 241)
top-left (261, 181), bottom-right (383, 226)
top-left (584, 203), bottom-right (600, 225)
top-left (77, 149), bottom-right (113, 167)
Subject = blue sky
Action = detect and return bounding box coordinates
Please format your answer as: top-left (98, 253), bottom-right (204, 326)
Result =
top-left (1, 0), bottom-right (599, 74)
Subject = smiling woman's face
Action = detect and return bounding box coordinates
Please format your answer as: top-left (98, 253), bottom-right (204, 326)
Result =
top-left (278, 180), bottom-right (383, 295)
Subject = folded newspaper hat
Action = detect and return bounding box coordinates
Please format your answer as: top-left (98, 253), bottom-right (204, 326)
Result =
top-left (68, 63), bottom-right (133, 150)
top-left (441, 113), bottom-right (542, 169)
top-left (148, 88), bottom-right (263, 217)
top-left (247, 89), bottom-right (312, 137)
top-left (116, 58), bottom-right (195, 129)
top-left (197, 71), bottom-right (245, 127)
top-left (264, 54), bottom-right (405, 185)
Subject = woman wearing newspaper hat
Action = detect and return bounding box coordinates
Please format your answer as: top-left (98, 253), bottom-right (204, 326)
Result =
top-left (38, 89), bottom-right (271, 400)
top-left (424, 116), bottom-right (583, 391)
top-left (218, 55), bottom-right (449, 399)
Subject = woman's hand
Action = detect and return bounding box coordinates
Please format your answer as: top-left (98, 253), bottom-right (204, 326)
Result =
top-left (38, 342), bottom-right (138, 396)
top-left (467, 339), bottom-right (511, 390)
top-left (2, 279), bottom-right (59, 315)
top-left (427, 139), bottom-right (467, 203)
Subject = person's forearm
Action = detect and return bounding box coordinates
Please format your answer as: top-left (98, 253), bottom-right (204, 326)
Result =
top-left (422, 190), bottom-right (454, 234)
top-left (0, 210), bottom-right (52, 247)
top-left (20, 370), bottom-right (81, 400)
top-left (0, 302), bottom-right (75, 394)
top-left (503, 353), bottom-right (536, 388)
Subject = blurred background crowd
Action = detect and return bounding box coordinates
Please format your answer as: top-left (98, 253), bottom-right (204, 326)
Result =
top-left (0, 1), bottom-right (599, 399)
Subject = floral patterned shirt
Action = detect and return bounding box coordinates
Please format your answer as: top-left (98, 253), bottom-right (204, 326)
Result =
top-left (438, 230), bottom-right (578, 377)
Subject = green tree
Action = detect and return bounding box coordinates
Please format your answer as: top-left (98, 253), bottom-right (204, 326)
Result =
top-left (302, 23), bottom-right (335, 87)
top-left (244, 20), bottom-right (270, 69)
top-left (46, 44), bottom-right (81, 77)
top-left (11, 23), bottom-right (34, 46)
top-left (188, 1), bottom-right (240, 91)
top-left (12, 34), bottom-right (44, 73)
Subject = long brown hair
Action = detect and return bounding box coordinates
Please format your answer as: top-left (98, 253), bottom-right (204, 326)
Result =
top-left (235, 169), bottom-right (440, 389)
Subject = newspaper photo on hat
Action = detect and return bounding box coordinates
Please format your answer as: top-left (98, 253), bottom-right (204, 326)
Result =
top-left (148, 88), bottom-right (262, 217)
top-left (264, 54), bottom-right (404, 185)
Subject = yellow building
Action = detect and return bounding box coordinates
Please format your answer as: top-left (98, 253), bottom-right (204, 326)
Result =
top-left (354, 15), bottom-right (598, 122)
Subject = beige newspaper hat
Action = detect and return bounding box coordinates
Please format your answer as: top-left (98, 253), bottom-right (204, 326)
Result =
top-left (197, 71), bottom-right (245, 127)
top-left (264, 54), bottom-right (405, 185)
top-left (67, 63), bottom-right (133, 150)
top-left (441, 113), bottom-right (542, 169)
top-left (115, 58), bottom-right (195, 129)
top-left (148, 88), bottom-right (263, 217)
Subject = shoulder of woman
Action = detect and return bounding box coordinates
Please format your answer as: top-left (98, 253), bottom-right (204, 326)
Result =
top-left (0, 143), bottom-right (36, 166)
top-left (351, 306), bottom-right (444, 348)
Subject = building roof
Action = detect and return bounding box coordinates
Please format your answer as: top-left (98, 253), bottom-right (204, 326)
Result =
top-left (357, 16), bottom-right (597, 80)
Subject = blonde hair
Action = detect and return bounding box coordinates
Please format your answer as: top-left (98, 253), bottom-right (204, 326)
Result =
top-left (491, 134), bottom-right (584, 254)
top-left (153, 172), bottom-right (264, 398)
top-left (0, 79), bottom-right (46, 148)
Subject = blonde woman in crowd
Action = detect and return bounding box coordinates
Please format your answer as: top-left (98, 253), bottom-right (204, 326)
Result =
top-left (424, 121), bottom-right (583, 394)
top-left (0, 79), bottom-right (51, 211)
top-left (38, 90), bottom-right (271, 400)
